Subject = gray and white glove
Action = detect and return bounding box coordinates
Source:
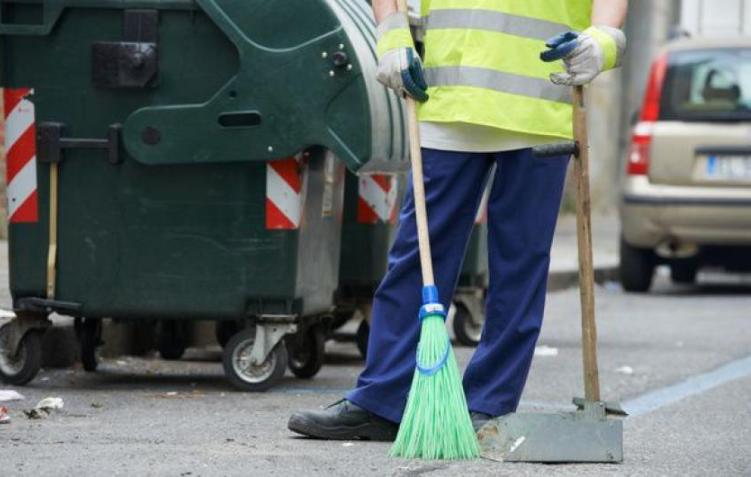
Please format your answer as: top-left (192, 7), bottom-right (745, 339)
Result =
top-left (375, 12), bottom-right (429, 101)
top-left (549, 25), bottom-right (626, 86)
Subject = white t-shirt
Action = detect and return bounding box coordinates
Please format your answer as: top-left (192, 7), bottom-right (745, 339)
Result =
top-left (420, 121), bottom-right (557, 153)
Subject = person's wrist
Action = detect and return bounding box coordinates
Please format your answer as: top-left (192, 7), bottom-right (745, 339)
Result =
top-left (584, 25), bottom-right (626, 71)
top-left (376, 12), bottom-right (414, 59)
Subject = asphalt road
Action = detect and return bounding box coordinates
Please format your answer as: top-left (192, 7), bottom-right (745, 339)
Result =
top-left (1, 270), bottom-right (750, 476)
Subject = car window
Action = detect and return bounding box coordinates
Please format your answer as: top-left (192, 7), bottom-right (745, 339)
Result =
top-left (660, 48), bottom-right (751, 121)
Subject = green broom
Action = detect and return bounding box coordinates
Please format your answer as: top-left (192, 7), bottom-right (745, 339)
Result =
top-left (389, 0), bottom-right (480, 460)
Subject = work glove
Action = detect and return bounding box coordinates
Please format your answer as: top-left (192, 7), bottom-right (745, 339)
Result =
top-left (375, 12), bottom-right (429, 102)
top-left (543, 26), bottom-right (626, 86)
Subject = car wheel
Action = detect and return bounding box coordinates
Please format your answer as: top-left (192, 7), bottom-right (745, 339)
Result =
top-left (619, 237), bottom-right (656, 293)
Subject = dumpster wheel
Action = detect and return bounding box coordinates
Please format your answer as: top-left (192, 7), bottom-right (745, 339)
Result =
top-left (452, 300), bottom-right (483, 347)
top-left (223, 327), bottom-right (288, 392)
top-left (287, 325), bottom-right (325, 379)
top-left (158, 320), bottom-right (187, 361)
top-left (80, 318), bottom-right (102, 372)
top-left (0, 327), bottom-right (42, 385)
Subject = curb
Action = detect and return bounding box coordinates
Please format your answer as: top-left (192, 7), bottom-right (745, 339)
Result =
top-left (547, 264), bottom-right (620, 292)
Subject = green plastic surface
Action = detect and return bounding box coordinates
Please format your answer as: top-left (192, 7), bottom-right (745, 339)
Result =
top-left (2, 1), bottom-right (379, 318)
top-left (337, 171), bottom-right (399, 295)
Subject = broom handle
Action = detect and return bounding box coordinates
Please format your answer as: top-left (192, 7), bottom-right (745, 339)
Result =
top-left (572, 85), bottom-right (600, 402)
top-left (396, 0), bottom-right (435, 287)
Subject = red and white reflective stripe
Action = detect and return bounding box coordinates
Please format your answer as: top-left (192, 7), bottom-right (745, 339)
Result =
top-left (357, 174), bottom-right (398, 224)
top-left (475, 181), bottom-right (491, 225)
top-left (266, 157), bottom-right (303, 230)
top-left (4, 88), bottom-right (38, 223)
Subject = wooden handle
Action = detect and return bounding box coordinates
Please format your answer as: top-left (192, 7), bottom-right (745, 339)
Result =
top-left (396, 0), bottom-right (409, 14)
top-left (46, 162), bottom-right (58, 299)
top-left (395, 0), bottom-right (435, 287)
top-left (572, 85), bottom-right (600, 402)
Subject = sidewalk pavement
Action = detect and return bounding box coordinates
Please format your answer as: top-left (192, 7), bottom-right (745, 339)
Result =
top-left (548, 212), bottom-right (620, 290)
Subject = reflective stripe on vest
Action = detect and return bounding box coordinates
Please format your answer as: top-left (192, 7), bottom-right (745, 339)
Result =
top-left (424, 66), bottom-right (571, 104)
top-left (417, 1), bottom-right (593, 139)
top-left (426, 9), bottom-right (568, 41)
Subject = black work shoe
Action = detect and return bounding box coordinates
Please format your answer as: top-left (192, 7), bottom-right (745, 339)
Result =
top-left (288, 399), bottom-right (399, 441)
top-left (470, 411), bottom-right (494, 432)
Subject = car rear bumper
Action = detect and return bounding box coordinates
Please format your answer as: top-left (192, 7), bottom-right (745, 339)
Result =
top-left (620, 176), bottom-right (751, 248)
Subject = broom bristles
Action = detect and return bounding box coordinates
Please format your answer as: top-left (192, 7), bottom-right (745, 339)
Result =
top-left (390, 314), bottom-right (480, 460)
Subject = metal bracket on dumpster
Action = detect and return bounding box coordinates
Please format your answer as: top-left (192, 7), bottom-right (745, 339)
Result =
top-left (92, 10), bottom-right (159, 89)
top-left (250, 315), bottom-right (298, 365)
top-left (37, 122), bottom-right (123, 165)
top-left (15, 297), bottom-right (83, 316)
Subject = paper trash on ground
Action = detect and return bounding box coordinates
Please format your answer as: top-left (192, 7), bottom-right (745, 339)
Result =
top-left (0, 390), bottom-right (25, 402)
top-left (0, 406), bottom-right (10, 424)
top-left (534, 345), bottom-right (559, 357)
top-left (24, 397), bottom-right (64, 419)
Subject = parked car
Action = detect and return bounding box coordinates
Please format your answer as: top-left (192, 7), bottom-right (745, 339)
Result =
top-left (620, 38), bottom-right (751, 292)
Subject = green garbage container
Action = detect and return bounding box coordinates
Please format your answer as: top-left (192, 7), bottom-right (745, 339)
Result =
top-left (0, 0), bottom-right (406, 390)
top-left (333, 170), bottom-right (404, 357)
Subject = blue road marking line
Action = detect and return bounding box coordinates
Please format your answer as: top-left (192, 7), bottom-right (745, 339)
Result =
top-left (276, 356), bottom-right (751, 417)
top-left (623, 354), bottom-right (751, 417)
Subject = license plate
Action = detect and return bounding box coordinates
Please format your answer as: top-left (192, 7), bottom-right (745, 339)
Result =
top-left (705, 155), bottom-right (751, 181)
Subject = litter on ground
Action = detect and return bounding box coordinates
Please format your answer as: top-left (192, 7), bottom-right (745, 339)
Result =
top-left (24, 397), bottom-right (64, 419)
top-left (0, 390), bottom-right (25, 402)
top-left (534, 345), bottom-right (559, 357)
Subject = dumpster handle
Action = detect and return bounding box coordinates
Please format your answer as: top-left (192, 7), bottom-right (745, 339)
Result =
top-left (37, 122), bottom-right (123, 165)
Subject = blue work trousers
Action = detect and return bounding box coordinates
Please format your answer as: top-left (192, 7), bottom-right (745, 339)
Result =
top-left (346, 147), bottom-right (570, 423)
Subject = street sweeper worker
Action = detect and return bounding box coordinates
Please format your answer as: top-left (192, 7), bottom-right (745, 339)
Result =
top-left (288, 0), bottom-right (628, 441)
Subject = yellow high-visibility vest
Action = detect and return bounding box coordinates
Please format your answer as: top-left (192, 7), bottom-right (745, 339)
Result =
top-left (418, 1), bottom-right (593, 139)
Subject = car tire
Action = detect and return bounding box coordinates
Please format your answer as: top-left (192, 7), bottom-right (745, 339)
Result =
top-left (620, 237), bottom-right (656, 293)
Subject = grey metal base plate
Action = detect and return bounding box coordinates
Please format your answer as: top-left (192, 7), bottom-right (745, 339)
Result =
top-left (478, 406), bottom-right (623, 463)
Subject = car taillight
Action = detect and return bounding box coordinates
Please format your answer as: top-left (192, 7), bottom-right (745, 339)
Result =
top-left (627, 122), bottom-right (653, 175)
top-left (627, 52), bottom-right (668, 176)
